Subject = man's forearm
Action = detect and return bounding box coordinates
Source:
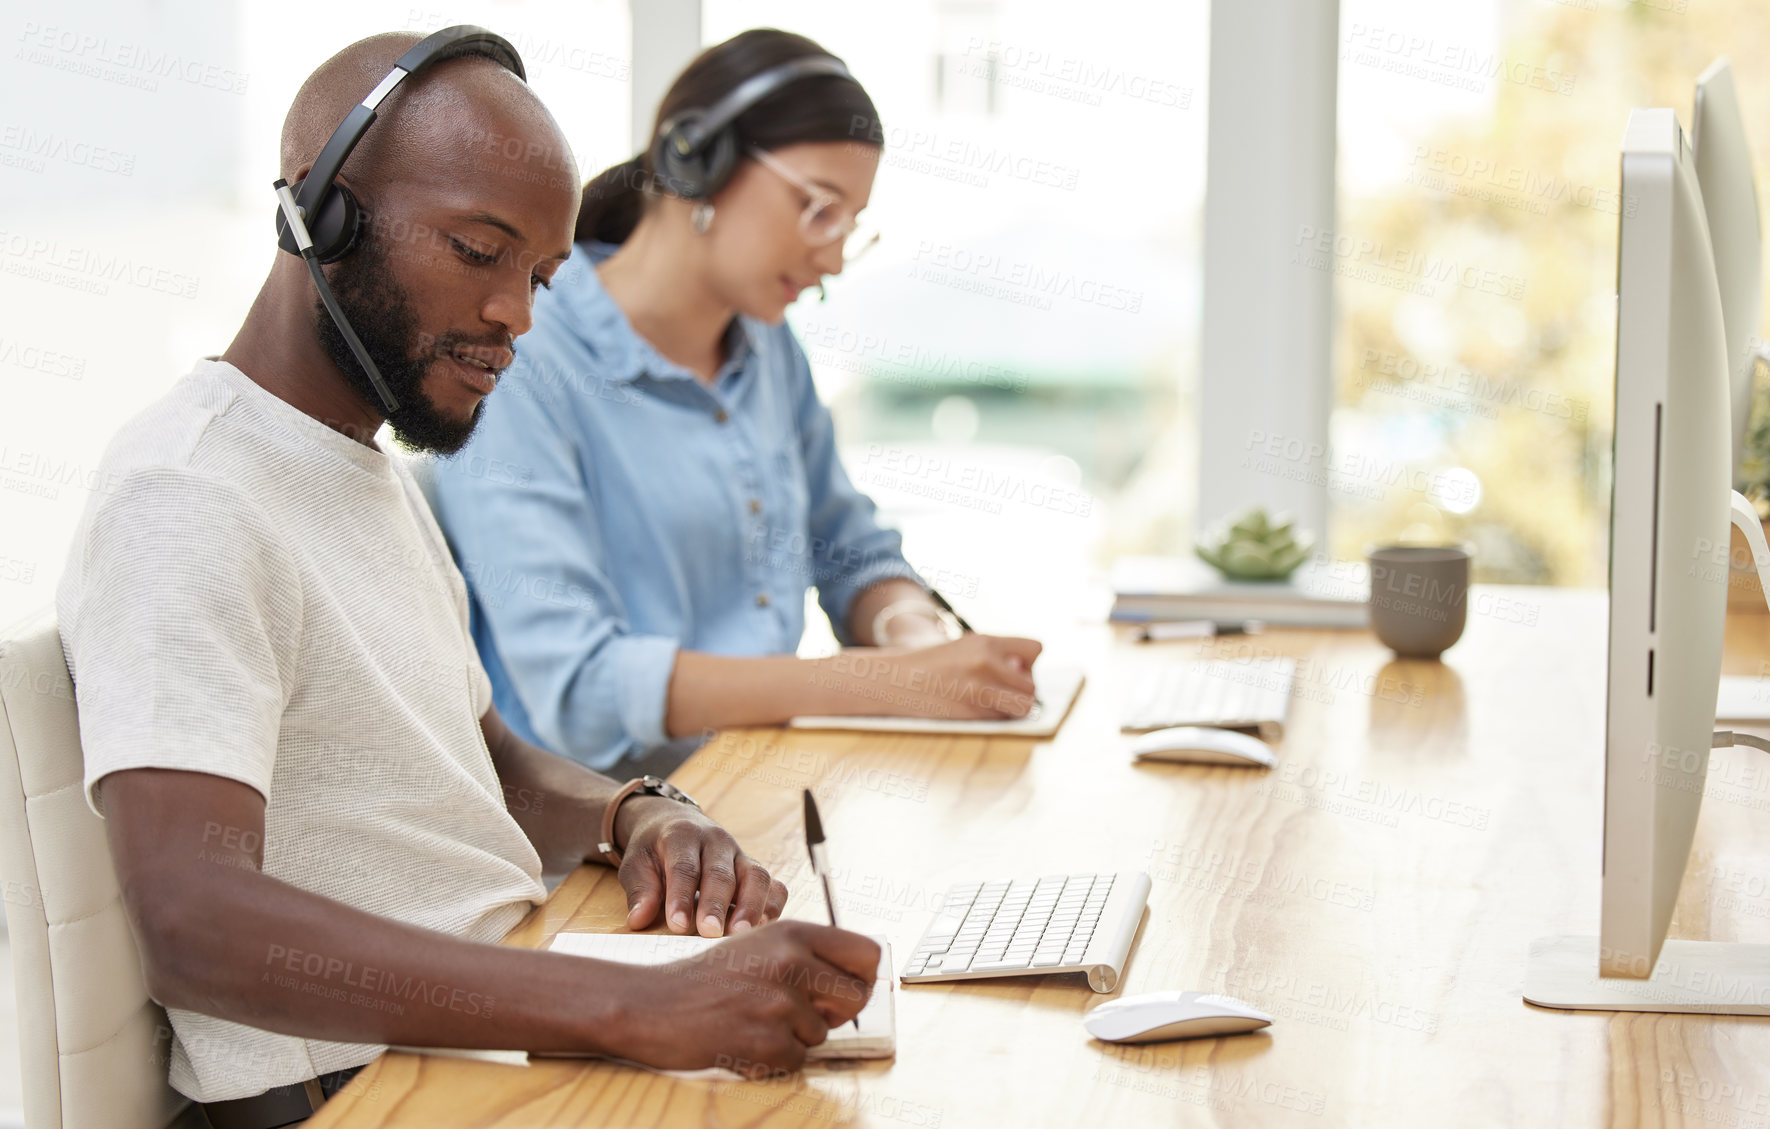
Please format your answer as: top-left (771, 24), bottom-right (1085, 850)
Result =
top-left (142, 861), bottom-right (628, 1056)
top-left (482, 707), bottom-right (688, 874)
top-left (483, 710), bottom-right (621, 873)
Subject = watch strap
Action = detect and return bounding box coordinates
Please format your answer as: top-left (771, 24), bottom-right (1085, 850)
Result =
top-left (597, 777), bottom-right (651, 868)
top-left (597, 775), bottom-right (702, 868)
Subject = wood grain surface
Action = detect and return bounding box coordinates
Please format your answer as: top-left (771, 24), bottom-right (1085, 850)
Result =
top-left (307, 590), bottom-right (1770, 1128)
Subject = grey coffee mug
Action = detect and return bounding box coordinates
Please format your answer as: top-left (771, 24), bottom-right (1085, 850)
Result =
top-left (1366, 545), bottom-right (1472, 659)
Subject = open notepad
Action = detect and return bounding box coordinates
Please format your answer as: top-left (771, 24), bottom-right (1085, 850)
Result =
top-left (788, 665), bottom-right (1085, 737)
top-left (547, 932), bottom-right (896, 1060)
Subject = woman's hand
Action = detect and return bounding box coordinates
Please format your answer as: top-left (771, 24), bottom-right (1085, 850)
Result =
top-left (819, 634), bottom-right (1043, 719)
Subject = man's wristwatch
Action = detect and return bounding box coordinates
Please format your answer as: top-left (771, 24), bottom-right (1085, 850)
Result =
top-left (597, 775), bottom-right (701, 867)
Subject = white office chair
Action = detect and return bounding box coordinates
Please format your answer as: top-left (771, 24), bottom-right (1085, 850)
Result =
top-left (0, 609), bottom-right (198, 1129)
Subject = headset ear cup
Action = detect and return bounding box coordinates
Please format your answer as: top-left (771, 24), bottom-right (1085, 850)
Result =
top-left (653, 113), bottom-right (710, 199)
top-left (306, 182), bottom-right (363, 263)
top-left (274, 177), bottom-right (363, 262)
top-left (694, 127), bottom-right (740, 200)
top-left (653, 111), bottom-right (741, 201)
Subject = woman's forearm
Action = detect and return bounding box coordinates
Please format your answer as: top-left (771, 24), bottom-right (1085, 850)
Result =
top-left (664, 652), bottom-right (846, 735)
top-left (847, 577), bottom-right (946, 646)
top-left (662, 634), bottom-right (1042, 737)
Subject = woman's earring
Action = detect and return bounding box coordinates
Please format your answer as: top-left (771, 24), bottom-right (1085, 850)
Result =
top-left (690, 203), bottom-right (715, 235)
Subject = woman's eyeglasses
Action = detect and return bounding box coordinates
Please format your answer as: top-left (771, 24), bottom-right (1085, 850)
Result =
top-left (747, 146), bottom-right (880, 265)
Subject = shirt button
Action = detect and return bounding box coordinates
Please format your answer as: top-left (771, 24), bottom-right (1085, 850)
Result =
top-left (748, 498), bottom-right (761, 514)
top-left (714, 410), bottom-right (729, 424)
top-left (756, 593), bottom-right (771, 608)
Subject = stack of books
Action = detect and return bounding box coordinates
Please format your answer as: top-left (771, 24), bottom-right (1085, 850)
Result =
top-left (1109, 555), bottom-right (1370, 629)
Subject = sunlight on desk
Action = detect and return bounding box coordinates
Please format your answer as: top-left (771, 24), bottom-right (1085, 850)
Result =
top-left (308, 591), bottom-right (1770, 1129)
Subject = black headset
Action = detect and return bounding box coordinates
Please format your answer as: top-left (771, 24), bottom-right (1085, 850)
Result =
top-left (273, 26), bottom-right (525, 414)
top-left (650, 55), bottom-right (856, 200)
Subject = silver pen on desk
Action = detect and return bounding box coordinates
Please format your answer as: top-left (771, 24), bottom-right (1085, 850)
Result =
top-left (1137, 619), bottom-right (1266, 643)
top-left (803, 789), bottom-right (860, 1031)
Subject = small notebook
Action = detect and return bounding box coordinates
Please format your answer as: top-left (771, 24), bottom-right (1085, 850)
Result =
top-left (788, 665), bottom-right (1085, 737)
top-left (547, 931), bottom-right (896, 1059)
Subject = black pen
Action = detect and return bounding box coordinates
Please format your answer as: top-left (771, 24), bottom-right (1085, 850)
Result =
top-left (928, 587), bottom-right (976, 634)
top-left (802, 790), bottom-right (860, 1030)
top-left (928, 588), bottom-right (1042, 710)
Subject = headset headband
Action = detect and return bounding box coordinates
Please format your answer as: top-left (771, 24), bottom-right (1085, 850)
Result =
top-left (273, 26), bottom-right (526, 416)
top-left (669, 55), bottom-right (853, 158)
top-left (285, 25), bottom-right (524, 249)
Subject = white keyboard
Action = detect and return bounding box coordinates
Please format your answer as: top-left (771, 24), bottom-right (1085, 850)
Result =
top-left (1120, 658), bottom-right (1295, 738)
top-left (901, 872), bottom-right (1151, 993)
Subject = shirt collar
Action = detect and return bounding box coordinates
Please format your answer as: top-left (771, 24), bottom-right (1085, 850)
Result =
top-left (556, 241), bottom-right (767, 387)
top-left (200, 359), bottom-right (397, 481)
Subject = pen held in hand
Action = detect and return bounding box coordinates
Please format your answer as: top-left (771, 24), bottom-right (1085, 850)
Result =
top-left (927, 587), bottom-right (976, 634)
top-left (927, 588), bottom-right (1043, 712)
top-left (803, 789), bottom-right (860, 1031)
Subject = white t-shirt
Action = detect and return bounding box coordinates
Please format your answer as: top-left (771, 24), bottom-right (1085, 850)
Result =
top-left (57, 359), bottom-right (546, 1102)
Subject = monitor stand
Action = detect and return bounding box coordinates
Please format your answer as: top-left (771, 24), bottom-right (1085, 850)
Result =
top-left (1726, 488), bottom-right (1770, 613)
top-left (1523, 491), bottom-right (1770, 1015)
top-left (1524, 936), bottom-right (1770, 1014)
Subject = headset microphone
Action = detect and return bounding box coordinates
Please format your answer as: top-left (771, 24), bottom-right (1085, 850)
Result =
top-left (274, 178), bottom-right (401, 413)
top-left (273, 25), bottom-right (525, 419)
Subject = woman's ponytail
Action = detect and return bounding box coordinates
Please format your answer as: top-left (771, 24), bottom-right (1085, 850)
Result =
top-left (574, 153), bottom-right (650, 245)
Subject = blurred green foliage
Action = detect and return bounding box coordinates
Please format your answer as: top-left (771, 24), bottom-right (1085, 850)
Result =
top-left (1332, 0), bottom-right (1770, 584)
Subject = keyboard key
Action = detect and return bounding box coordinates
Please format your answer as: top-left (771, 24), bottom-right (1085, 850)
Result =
top-left (969, 958), bottom-right (1033, 972)
top-left (923, 913), bottom-right (968, 937)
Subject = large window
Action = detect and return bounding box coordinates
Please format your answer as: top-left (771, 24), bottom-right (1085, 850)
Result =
top-left (0, 0), bottom-right (634, 629)
top-left (1332, 0), bottom-right (1770, 584)
top-left (706, 0), bottom-right (1210, 630)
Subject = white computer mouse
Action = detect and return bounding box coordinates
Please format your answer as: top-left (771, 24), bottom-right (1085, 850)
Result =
top-left (1083, 990), bottom-right (1273, 1043)
top-left (1128, 726), bottom-right (1275, 767)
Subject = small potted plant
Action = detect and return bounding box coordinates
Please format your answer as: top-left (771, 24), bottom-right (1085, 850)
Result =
top-left (1195, 507), bottom-right (1314, 581)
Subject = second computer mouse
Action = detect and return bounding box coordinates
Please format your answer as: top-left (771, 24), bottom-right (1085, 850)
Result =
top-left (1083, 991), bottom-right (1273, 1043)
top-left (1128, 726), bottom-right (1276, 767)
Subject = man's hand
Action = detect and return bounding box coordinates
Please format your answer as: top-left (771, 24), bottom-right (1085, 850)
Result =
top-left (613, 796), bottom-right (789, 938)
top-left (616, 921), bottom-right (880, 1075)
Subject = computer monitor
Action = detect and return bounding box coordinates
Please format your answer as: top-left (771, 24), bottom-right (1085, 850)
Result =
top-left (1523, 108), bottom-right (1769, 1015)
top-left (1693, 58), bottom-right (1763, 480)
top-left (1600, 107), bottom-right (1732, 979)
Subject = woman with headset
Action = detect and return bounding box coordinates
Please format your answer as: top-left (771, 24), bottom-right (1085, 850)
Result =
top-left (431, 29), bottom-right (1043, 776)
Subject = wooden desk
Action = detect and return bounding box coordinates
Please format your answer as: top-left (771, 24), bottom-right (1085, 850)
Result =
top-left (310, 590), bottom-right (1770, 1128)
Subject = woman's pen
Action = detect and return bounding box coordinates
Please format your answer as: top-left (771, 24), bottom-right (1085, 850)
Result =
top-left (928, 588), bottom-right (1041, 711)
top-left (803, 789), bottom-right (861, 1031)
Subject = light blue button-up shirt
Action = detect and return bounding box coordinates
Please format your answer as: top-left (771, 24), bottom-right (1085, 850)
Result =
top-left (429, 243), bottom-right (921, 772)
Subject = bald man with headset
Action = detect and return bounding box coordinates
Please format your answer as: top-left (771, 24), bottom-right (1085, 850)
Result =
top-left (54, 28), bottom-right (875, 1127)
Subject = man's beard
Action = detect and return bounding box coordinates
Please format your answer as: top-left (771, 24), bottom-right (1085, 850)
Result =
top-left (312, 237), bottom-right (491, 456)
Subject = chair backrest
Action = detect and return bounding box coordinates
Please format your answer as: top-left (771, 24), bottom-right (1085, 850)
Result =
top-left (0, 609), bottom-right (191, 1129)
